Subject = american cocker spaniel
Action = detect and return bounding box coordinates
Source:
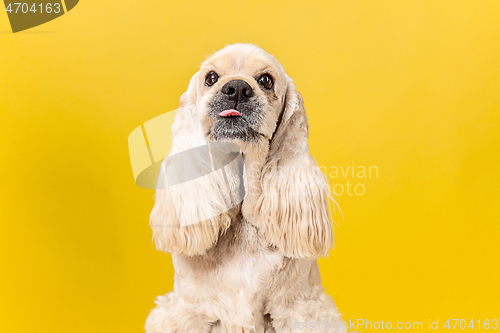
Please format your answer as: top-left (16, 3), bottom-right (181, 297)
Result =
top-left (145, 43), bottom-right (345, 333)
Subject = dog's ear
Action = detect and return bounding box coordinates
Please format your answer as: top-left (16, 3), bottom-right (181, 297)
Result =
top-left (249, 80), bottom-right (333, 258)
top-left (149, 71), bottom-right (232, 256)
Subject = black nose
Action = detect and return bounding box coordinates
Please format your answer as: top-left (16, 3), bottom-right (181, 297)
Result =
top-left (221, 80), bottom-right (254, 103)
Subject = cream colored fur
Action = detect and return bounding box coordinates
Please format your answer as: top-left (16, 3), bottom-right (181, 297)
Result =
top-left (146, 44), bottom-right (346, 333)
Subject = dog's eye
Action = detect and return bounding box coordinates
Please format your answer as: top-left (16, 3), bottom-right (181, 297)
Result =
top-left (257, 74), bottom-right (273, 90)
top-left (205, 71), bottom-right (219, 86)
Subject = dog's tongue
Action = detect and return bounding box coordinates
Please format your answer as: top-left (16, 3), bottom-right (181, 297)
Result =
top-left (219, 109), bottom-right (241, 117)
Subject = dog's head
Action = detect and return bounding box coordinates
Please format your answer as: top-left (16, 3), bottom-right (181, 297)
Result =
top-left (201, 45), bottom-right (287, 151)
top-left (151, 44), bottom-right (333, 258)
top-left (179, 43), bottom-right (290, 154)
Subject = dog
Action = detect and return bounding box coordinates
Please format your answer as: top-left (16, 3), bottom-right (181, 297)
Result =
top-left (145, 43), bottom-right (345, 333)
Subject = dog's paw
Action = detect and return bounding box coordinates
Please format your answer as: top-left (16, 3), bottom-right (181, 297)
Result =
top-left (144, 297), bottom-right (175, 333)
top-left (145, 294), bottom-right (213, 333)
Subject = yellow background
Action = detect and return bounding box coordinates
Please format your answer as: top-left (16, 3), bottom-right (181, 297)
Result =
top-left (1, 1), bottom-right (499, 332)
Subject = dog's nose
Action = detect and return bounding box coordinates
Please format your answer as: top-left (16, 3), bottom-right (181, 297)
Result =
top-left (221, 80), bottom-right (254, 103)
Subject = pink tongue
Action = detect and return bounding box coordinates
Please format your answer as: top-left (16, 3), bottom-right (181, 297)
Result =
top-left (219, 109), bottom-right (241, 117)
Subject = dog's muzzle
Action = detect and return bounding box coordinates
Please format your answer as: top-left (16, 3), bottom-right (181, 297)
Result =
top-left (207, 79), bottom-right (265, 142)
top-left (220, 80), bottom-right (254, 111)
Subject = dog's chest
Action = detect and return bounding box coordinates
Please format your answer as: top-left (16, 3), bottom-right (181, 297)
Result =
top-left (172, 217), bottom-right (284, 307)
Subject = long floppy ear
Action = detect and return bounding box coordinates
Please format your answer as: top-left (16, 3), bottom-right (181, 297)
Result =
top-left (149, 72), bottom-right (232, 256)
top-left (251, 81), bottom-right (333, 258)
